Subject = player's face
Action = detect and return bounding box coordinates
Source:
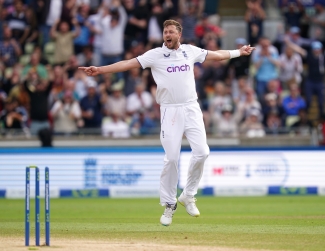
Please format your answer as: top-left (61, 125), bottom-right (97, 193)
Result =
top-left (163, 25), bottom-right (181, 50)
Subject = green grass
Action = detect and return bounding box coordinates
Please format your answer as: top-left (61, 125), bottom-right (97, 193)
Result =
top-left (1, 196), bottom-right (325, 250)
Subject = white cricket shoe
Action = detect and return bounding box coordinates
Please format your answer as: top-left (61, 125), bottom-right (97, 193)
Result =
top-left (178, 193), bottom-right (200, 217)
top-left (160, 203), bottom-right (177, 226)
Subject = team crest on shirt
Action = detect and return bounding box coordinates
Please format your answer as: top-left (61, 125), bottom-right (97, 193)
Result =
top-left (163, 53), bottom-right (170, 58)
top-left (182, 51), bottom-right (188, 59)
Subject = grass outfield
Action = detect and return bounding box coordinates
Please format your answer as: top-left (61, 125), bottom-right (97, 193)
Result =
top-left (0, 196), bottom-right (325, 251)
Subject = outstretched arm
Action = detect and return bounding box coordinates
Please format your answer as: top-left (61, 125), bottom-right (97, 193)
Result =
top-left (206, 45), bottom-right (255, 61)
top-left (78, 58), bottom-right (141, 76)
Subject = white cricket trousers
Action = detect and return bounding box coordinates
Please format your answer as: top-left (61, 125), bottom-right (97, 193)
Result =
top-left (159, 100), bottom-right (210, 205)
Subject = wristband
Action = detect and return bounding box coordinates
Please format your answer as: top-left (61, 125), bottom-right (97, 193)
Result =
top-left (228, 50), bottom-right (241, 59)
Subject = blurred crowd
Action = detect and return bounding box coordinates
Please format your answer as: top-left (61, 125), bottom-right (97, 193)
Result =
top-left (0, 0), bottom-right (325, 141)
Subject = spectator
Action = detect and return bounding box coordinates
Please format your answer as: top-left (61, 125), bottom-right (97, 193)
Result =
top-left (36, 0), bottom-right (63, 47)
top-left (7, 78), bottom-right (30, 113)
top-left (126, 82), bottom-right (153, 116)
top-left (265, 79), bottom-right (282, 102)
top-left (98, 72), bottom-right (113, 97)
top-left (124, 67), bottom-right (142, 97)
top-left (5, 0), bottom-right (30, 47)
top-left (252, 37), bottom-right (280, 100)
top-left (1, 0), bottom-right (14, 9)
top-left (193, 64), bottom-right (206, 102)
top-left (0, 6), bottom-right (7, 41)
top-left (58, 78), bottom-right (79, 100)
top-left (200, 52), bottom-right (227, 97)
top-left (61, 0), bottom-right (76, 27)
top-left (25, 6), bottom-right (39, 45)
top-left (308, 2), bottom-right (325, 44)
top-left (50, 78), bottom-right (80, 103)
top-left (279, 45), bottom-right (303, 88)
top-left (212, 104), bottom-right (238, 137)
top-left (49, 77), bottom-right (78, 107)
top-left (282, 83), bottom-right (306, 125)
top-left (179, 0), bottom-right (199, 43)
top-left (74, 3), bottom-right (91, 54)
top-left (0, 26), bottom-right (21, 67)
top-left (24, 71), bottom-right (52, 135)
top-left (76, 45), bottom-right (93, 67)
top-left (50, 19), bottom-right (80, 65)
top-left (101, 112), bottom-right (130, 138)
top-left (194, 13), bottom-right (225, 48)
top-left (0, 90), bottom-right (7, 112)
top-left (87, 5), bottom-right (103, 66)
top-left (48, 64), bottom-right (67, 99)
top-left (236, 87), bottom-right (262, 123)
top-left (22, 52), bottom-right (48, 80)
top-left (130, 109), bottom-right (157, 136)
top-left (50, 90), bottom-right (83, 134)
top-left (123, 0), bottom-right (149, 48)
top-left (2, 65), bottom-right (21, 95)
top-left (64, 55), bottom-right (80, 78)
top-left (0, 97), bottom-right (28, 133)
top-left (277, 26), bottom-right (312, 53)
top-left (33, 45), bottom-right (49, 65)
top-left (103, 80), bottom-right (126, 119)
top-left (291, 108), bottom-right (313, 135)
top-left (245, 0), bottom-right (265, 46)
top-left (239, 109), bottom-right (265, 137)
top-left (147, 84), bottom-right (160, 125)
top-left (209, 81), bottom-right (232, 121)
top-left (305, 41), bottom-right (325, 118)
top-left (232, 75), bottom-right (250, 105)
top-left (101, 1), bottom-right (127, 80)
top-left (262, 93), bottom-right (284, 126)
top-left (127, 39), bottom-right (146, 58)
top-left (73, 69), bottom-right (89, 99)
top-left (80, 79), bottom-right (102, 128)
top-left (76, 0), bottom-right (90, 7)
top-left (280, 1), bottom-right (304, 29)
top-left (226, 38), bottom-right (251, 83)
top-left (265, 110), bottom-right (282, 135)
top-left (147, 1), bottom-right (174, 47)
top-left (252, 35), bottom-right (279, 56)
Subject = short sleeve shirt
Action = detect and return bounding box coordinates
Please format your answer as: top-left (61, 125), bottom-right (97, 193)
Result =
top-left (137, 44), bottom-right (207, 105)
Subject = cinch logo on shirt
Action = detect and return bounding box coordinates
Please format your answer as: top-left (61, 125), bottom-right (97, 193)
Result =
top-left (167, 64), bottom-right (190, 73)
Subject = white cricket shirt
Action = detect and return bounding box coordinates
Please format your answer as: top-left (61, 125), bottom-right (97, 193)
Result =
top-left (136, 44), bottom-right (208, 105)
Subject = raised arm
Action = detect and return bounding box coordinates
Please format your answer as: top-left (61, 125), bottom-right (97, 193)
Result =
top-left (50, 19), bottom-right (59, 39)
top-left (205, 45), bottom-right (255, 61)
top-left (78, 58), bottom-right (141, 76)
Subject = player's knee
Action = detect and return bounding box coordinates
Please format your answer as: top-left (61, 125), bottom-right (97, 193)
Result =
top-left (195, 146), bottom-right (210, 161)
top-left (164, 154), bottom-right (180, 166)
top-left (165, 157), bottom-right (179, 165)
top-left (203, 148), bottom-right (210, 159)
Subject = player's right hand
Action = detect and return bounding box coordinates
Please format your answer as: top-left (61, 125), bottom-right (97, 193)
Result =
top-left (78, 66), bottom-right (100, 76)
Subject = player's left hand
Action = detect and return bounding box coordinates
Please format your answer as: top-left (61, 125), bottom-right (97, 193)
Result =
top-left (240, 45), bottom-right (255, 56)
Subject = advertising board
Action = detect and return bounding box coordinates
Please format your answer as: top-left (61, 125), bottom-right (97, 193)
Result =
top-left (179, 150), bottom-right (325, 189)
top-left (0, 150), bottom-right (164, 198)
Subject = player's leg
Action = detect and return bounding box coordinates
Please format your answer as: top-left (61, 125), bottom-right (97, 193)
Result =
top-left (179, 102), bottom-right (209, 217)
top-left (159, 106), bottom-right (184, 225)
top-left (160, 106), bottom-right (184, 205)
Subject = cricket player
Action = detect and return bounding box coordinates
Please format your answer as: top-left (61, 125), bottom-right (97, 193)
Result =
top-left (79, 20), bottom-right (254, 226)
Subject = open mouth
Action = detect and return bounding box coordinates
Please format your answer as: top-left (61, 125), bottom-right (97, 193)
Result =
top-left (166, 39), bottom-right (172, 45)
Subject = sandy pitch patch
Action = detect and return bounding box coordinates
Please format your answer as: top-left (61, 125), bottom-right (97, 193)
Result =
top-left (0, 237), bottom-right (284, 251)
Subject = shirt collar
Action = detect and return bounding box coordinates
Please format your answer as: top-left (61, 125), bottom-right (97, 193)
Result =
top-left (162, 43), bottom-right (183, 52)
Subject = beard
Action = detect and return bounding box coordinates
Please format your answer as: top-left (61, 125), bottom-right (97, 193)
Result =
top-left (164, 38), bottom-right (179, 50)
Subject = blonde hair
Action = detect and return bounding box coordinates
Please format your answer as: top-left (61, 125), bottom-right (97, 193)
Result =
top-left (163, 20), bottom-right (183, 33)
